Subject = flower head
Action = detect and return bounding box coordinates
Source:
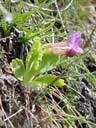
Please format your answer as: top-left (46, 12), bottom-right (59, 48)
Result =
top-left (66, 32), bottom-right (84, 56)
top-left (47, 32), bottom-right (84, 57)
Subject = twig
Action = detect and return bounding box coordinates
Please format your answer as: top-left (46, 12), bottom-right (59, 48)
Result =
top-left (0, 96), bottom-right (14, 128)
top-left (22, 106), bottom-right (39, 124)
top-left (4, 108), bottom-right (23, 121)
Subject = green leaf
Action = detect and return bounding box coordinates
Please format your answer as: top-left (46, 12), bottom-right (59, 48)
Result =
top-left (32, 74), bottom-right (64, 87)
top-left (22, 22), bottom-right (54, 42)
top-left (23, 37), bottom-right (43, 83)
top-left (11, 58), bottom-right (25, 81)
top-left (0, 22), bottom-right (11, 36)
top-left (26, 37), bottom-right (42, 72)
top-left (38, 53), bottom-right (59, 73)
top-left (13, 10), bottom-right (35, 29)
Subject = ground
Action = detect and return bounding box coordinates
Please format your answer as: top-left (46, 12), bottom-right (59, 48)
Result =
top-left (0, 0), bottom-right (96, 128)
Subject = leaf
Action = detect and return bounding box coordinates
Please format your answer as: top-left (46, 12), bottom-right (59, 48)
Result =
top-left (11, 58), bottom-right (25, 81)
top-left (13, 10), bottom-right (35, 29)
top-left (38, 52), bottom-right (59, 73)
top-left (0, 22), bottom-right (11, 36)
top-left (22, 22), bottom-right (54, 42)
top-left (23, 37), bottom-right (43, 83)
top-left (26, 37), bottom-right (42, 72)
top-left (32, 74), bottom-right (64, 87)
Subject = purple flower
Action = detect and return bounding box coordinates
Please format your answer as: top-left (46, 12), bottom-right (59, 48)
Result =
top-left (48, 32), bottom-right (84, 57)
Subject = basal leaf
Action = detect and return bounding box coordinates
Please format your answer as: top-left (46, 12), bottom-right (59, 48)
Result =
top-left (23, 37), bottom-right (43, 83)
top-left (38, 53), bottom-right (59, 73)
top-left (11, 58), bottom-right (25, 81)
top-left (32, 74), bottom-right (64, 87)
top-left (26, 37), bottom-right (42, 71)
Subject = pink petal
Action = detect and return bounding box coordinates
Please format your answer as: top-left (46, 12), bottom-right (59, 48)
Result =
top-left (50, 41), bottom-right (68, 47)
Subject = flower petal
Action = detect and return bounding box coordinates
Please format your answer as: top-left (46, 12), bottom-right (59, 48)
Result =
top-left (65, 49), bottom-right (76, 57)
top-left (52, 49), bottom-right (67, 55)
top-left (77, 48), bottom-right (84, 54)
top-left (50, 41), bottom-right (68, 47)
top-left (68, 32), bottom-right (84, 53)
